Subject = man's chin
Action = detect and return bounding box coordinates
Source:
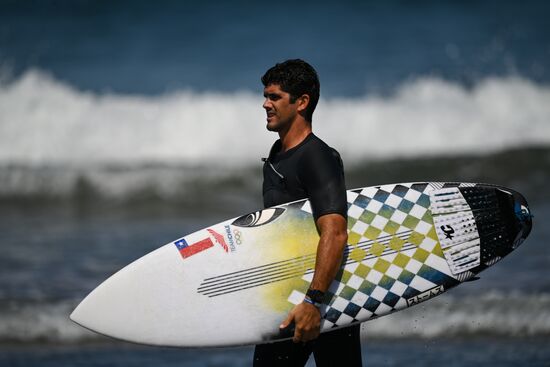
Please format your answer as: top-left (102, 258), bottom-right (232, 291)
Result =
top-left (266, 122), bottom-right (280, 132)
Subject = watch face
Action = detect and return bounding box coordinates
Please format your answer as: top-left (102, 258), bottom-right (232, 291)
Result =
top-left (307, 289), bottom-right (325, 303)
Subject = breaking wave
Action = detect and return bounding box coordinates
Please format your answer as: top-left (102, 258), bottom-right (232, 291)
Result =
top-left (2, 70), bottom-right (550, 203)
top-left (1, 69), bottom-right (549, 167)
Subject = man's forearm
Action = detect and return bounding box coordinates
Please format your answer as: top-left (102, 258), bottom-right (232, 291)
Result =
top-left (278, 213), bottom-right (348, 343)
top-left (309, 213), bottom-right (348, 293)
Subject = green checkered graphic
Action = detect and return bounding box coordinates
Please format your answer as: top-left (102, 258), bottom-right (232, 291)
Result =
top-left (291, 183), bottom-right (457, 329)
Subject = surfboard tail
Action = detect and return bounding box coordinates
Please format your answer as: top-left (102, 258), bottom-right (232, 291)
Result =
top-left (499, 186), bottom-right (532, 249)
top-left (430, 183), bottom-right (532, 279)
top-left (465, 185), bottom-right (532, 271)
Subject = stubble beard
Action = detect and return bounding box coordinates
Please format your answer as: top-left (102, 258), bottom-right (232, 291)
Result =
top-left (266, 122), bottom-right (279, 132)
top-left (266, 114), bottom-right (293, 133)
top-left (266, 117), bottom-right (283, 132)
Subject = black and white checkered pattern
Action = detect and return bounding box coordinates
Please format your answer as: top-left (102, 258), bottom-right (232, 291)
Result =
top-left (292, 183), bottom-right (461, 329)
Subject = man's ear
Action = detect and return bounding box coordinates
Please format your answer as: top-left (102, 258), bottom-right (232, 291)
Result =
top-left (296, 94), bottom-right (310, 113)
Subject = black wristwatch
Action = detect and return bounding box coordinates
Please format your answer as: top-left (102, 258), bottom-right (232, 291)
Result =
top-left (304, 288), bottom-right (325, 308)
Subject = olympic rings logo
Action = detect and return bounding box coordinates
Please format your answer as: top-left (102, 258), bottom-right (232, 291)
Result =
top-left (232, 229), bottom-right (243, 245)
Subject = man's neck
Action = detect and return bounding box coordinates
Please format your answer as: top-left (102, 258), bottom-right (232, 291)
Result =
top-left (278, 119), bottom-right (312, 153)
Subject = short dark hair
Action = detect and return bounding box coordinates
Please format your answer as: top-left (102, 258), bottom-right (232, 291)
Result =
top-left (261, 59), bottom-right (320, 122)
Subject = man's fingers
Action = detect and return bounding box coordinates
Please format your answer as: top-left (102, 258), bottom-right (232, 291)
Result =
top-left (279, 313), bottom-right (294, 329)
top-left (307, 329), bottom-right (320, 342)
top-left (292, 328), bottom-right (303, 343)
top-left (295, 326), bottom-right (320, 343)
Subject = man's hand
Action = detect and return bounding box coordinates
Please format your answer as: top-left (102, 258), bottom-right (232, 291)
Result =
top-left (278, 214), bottom-right (347, 343)
top-left (279, 302), bottom-right (321, 343)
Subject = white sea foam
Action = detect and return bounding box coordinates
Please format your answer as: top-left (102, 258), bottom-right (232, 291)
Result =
top-left (0, 301), bottom-right (97, 343)
top-left (362, 291), bottom-right (550, 339)
top-left (1, 70), bottom-right (549, 167)
top-left (1, 292), bottom-right (549, 344)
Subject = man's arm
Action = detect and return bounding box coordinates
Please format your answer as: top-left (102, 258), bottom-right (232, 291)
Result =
top-left (279, 213), bottom-right (348, 343)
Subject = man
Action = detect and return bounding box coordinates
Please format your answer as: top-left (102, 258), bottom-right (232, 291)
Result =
top-left (253, 59), bottom-right (363, 366)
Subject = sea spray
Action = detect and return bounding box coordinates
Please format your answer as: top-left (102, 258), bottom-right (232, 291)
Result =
top-left (1, 292), bottom-right (549, 344)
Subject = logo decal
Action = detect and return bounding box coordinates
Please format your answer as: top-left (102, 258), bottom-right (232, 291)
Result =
top-left (232, 208), bottom-right (285, 227)
top-left (174, 238), bottom-right (214, 259)
top-left (223, 226), bottom-right (240, 251)
top-left (174, 228), bottom-right (238, 260)
top-left (440, 225), bottom-right (455, 240)
top-left (406, 285), bottom-right (445, 306)
top-left (233, 229), bottom-right (243, 245)
top-left (208, 229), bottom-right (229, 253)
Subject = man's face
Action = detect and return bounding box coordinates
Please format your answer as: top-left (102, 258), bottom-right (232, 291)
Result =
top-left (262, 84), bottom-right (298, 132)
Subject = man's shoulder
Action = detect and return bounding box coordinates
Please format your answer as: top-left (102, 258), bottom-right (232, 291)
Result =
top-left (301, 134), bottom-right (343, 163)
top-left (299, 133), bottom-right (329, 152)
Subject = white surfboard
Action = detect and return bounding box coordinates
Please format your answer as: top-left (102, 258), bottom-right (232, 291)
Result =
top-left (70, 182), bottom-right (532, 347)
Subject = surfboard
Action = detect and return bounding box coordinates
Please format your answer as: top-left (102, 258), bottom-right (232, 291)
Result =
top-left (70, 182), bottom-right (532, 347)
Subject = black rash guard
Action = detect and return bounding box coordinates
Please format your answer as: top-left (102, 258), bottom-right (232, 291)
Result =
top-left (255, 134), bottom-right (361, 365)
top-left (262, 133), bottom-right (347, 221)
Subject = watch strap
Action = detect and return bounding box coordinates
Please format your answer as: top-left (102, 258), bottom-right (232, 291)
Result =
top-left (305, 288), bottom-right (325, 308)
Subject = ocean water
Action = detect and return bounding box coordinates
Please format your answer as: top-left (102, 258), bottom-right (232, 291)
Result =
top-left (1, 1), bottom-right (550, 366)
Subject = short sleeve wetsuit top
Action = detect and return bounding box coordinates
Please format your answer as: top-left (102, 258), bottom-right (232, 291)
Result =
top-left (256, 133), bottom-right (363, 367)
top-left (262, 133), bottom-right (347, 220)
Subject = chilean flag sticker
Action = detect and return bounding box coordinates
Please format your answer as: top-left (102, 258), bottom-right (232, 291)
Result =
top-left (174, 237), bottom-right (214, 259)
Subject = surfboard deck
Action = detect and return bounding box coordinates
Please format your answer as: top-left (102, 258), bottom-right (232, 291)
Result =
top-left (70, 182), bottom-right (532, 347)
